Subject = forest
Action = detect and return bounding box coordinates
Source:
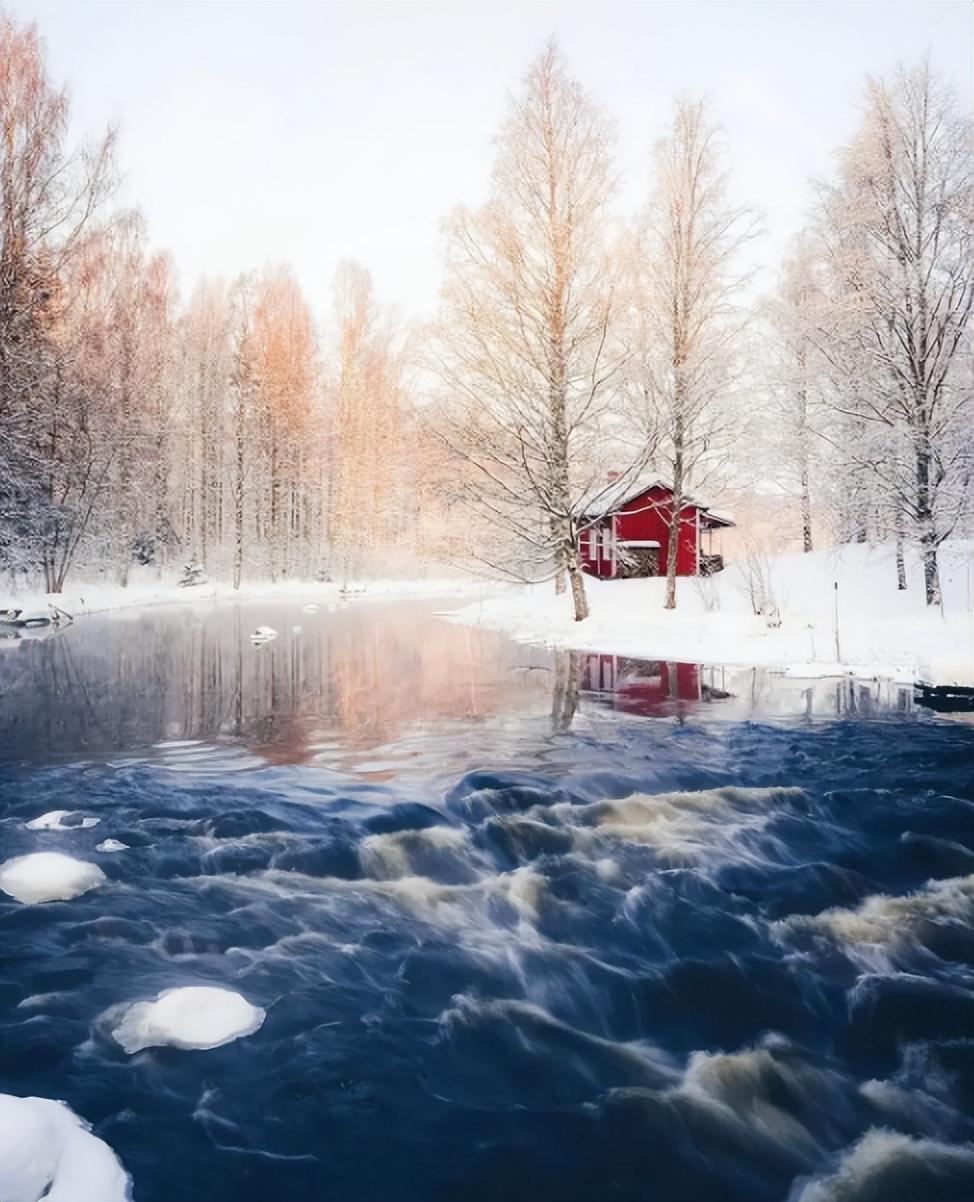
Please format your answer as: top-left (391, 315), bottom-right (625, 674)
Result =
top-left (1, 13), bottom-right (970, 615)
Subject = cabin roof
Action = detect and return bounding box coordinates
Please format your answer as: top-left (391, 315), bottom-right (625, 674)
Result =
top-left (577, 473), bottom-right (734, 527)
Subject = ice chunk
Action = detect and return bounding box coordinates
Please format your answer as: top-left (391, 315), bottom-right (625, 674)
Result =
top-left (249, 625), bottom-right (278, 643)
top-left (112, 985), bottom-right (265, 1053)
top-left (0, 1093), bottom-right (132, 1202)
top-left (25, 810), bottom-right (100, 831)
top-left (0, 852), bottom-right (107, 905)
top-left (301, 604), bottom-right (318, 612)
top-left (96, 839), bottom-right (129, 853)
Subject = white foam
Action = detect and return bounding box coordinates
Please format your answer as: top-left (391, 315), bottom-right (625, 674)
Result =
top-left (789, 1128), bottom-right (974, 1201)
top-left (96, 839), bottom-right (129, 853)
top-left (777, 874), bottom-right (974, 946)
top-left (112, 986), bottom-right (265, 1053)
top-left (360, 825), bottom-right (469, 880)
top-left (0, 853), bottom-right (107, 905)
top-left (0, 1093), bottom-right (132, 1201)
top-left (25, 810), bottom-right (100, 831)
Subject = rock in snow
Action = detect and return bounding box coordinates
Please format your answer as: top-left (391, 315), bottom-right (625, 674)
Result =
top-left (112, 986), bottom-right (266, 1053)
top-left (0, 1093), bottom-right (131, 1202)
top-left (249, 625), bottom-right (278, 643)
top-left (25, 809), bottom-right (100, 831)
top-left (0, 852), bottom-right (107, 905)
top-left (96, 839), bottom-right (129, 853)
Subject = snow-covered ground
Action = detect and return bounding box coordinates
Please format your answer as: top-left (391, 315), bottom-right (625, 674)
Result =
top-left (447, 541), bottom-right (974, 686)
top-left (2, 567), bottom-right (493, 620)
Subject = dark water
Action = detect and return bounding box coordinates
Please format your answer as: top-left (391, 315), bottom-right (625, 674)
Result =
top-left (1, 599), bottom-right (973, 1202)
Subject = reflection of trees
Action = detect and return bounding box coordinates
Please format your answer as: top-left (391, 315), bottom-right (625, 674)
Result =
top-left (551, 650), bottom-right (581, 733)
top-left (0, 603), bottom-right (553, 762)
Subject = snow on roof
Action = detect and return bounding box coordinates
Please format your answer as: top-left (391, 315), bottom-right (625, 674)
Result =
top-left (576, 473), bottom-right (671, 517)
top-left (576, 472), bottom-right (730, 521)
top-left (700, 509), bottom-right (735, 529)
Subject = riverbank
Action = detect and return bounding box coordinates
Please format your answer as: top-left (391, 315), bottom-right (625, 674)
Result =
top-left (447, 540), bottom-right (974, 687)
top-left (2, 570), bottom-right (492, 620)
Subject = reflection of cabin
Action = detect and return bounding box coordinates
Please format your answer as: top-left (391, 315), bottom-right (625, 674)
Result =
top-left (579, 478), bottom-right (734, 580)
top-left (582, 654), bottom-right (734, 718)
top-left (583, 655), bottom-right (701, 716)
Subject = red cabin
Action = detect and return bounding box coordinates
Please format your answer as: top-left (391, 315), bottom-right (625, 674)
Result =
top-left (579, 478), bottom-right (734, 580)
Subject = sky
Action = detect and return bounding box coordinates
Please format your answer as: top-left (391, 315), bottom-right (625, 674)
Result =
top-left (8, 0), bottom-right (973, 323)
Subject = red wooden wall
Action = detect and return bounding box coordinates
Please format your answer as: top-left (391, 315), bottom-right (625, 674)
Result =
top-left (580, 484), bottom-right (701, 579)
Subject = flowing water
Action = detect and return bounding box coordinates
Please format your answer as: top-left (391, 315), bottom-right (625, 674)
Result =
top-left (1, 599), bottom-right (972, 1202)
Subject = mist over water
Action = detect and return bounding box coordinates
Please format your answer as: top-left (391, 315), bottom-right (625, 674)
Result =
top-left (1, 601), bottom-right (972, 1202)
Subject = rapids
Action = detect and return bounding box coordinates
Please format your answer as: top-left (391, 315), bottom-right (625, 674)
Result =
top-left (0, 599), bottom-right (971, 1201)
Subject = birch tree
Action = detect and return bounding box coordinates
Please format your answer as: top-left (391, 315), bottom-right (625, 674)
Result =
top-left (328, 260), bottom-right (404, 583)
top-left (0, 13), bottom-right (114, 585)
top-left (816, 63), bottom-right (973, 604)
top-left (433, 42), bottom-right (631, 621)
top-left (765, 235), bottom-right (829, 553)
top-left (636, 97), bottom-right (755, 609)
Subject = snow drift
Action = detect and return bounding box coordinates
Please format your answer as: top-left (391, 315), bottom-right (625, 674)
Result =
top-left (448, 540), bottom-right (974, 685)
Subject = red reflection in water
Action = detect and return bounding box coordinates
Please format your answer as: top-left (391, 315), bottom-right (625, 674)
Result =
top-left (582, 654), bottom-right (701, 718)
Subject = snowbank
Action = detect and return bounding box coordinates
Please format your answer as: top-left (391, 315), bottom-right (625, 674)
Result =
top-left (0, 1093), bottom-right (131, 1202)
top-left (447, 541), bottom-right (974, 686)
top-left (112, 986), bottom-right (265, 1053)
top-left (2, 566), bottom-right (495, 620)
top-left (0, 853), bottom-right (107, 905)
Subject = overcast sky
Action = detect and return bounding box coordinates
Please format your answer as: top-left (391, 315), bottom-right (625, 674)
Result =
top-left (10, 0), bottom-right (973, 321)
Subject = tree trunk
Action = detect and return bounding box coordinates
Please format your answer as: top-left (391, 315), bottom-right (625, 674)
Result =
top-left (922, 541), bottom-right (941, 607)
top-left (895, 529), bottom-right (907, 591)
top-left (551, 649), bottom-right (581, 731)
top-left (800, 465), bottom-right (813, 553)
top-left (566, 544), bottom-right (589, 621)
top-left (915, 426), bottom-right (940, 606)
top-left (664, 445), bottom-right (683, 611)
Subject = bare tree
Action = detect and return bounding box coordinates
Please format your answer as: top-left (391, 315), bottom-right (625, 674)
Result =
top-left (0, 13), bottom-right (115, 586)
top-left (433, 42), bottom-right (633, 622)
top-left (327, 261), bottom-right (405, 584)
top-left (635, 97), bottom-right (756, 609)
top-left (815, 63), bottom-right (973, 604)
top-left (764, 235), bottom-right (829, 554)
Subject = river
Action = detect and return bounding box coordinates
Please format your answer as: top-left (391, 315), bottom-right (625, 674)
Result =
top-left (1, 598), bottom-right (972, 1201)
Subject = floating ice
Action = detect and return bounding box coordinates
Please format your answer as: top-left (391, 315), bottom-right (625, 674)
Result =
top-left (96, 839), bottom-right (129, 853)
top-left (301, 604), bottom-right (318, 613)
top-left (112, 985), bottom-right (265, 1053)
top-left (0, 852), bottom-right (107, 905)
top-left (0, 1093), bottom-right (132, 1202)
top-left (25, 810), bottom-right (100, 831)
top-left (249, 626), bottom-right (278, 643)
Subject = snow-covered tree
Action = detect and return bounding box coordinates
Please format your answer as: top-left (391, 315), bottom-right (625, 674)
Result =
top-left (763, 235), bottom-right (830, 553)
top-left (815, 63), bottom-right (973, 604)
top-left (0, 14), bottom-right (115, 587)
top-left (634, 97), bottom-right (755, 609)
top-left (433, 42), bottom-right (633, 622)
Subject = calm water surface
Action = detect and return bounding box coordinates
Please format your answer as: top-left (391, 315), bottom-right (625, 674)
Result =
top-left (1, 599), bottom-right (972, 1202)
